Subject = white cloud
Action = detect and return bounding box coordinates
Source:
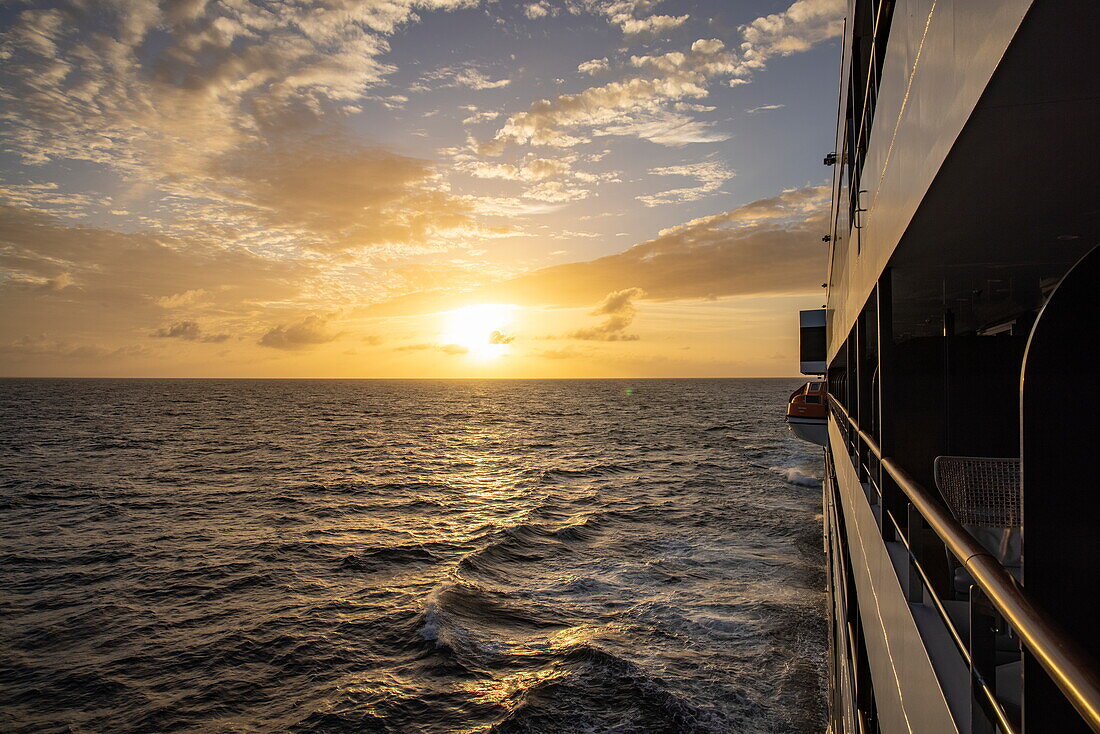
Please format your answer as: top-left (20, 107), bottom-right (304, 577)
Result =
top-left (598, 111), bottom-right (729, 146)
top-left (590, 1), bottom-right (688, 37)
top-left (619, 14), bottom-right (689, 36)
top-left (462, 110), bottom-right (502, 125)
top-left (577, 57), bottom-right (610, 76)
top-left (739, 0), bottom-right (846, 64)
top-left (480, 0), bottom-right (843, 154)
top-left (524, 2), bottom-right (556, 19)
top-left (636, 159), bottom-right (735, 207)
top-left (417, 63), bottom-right (512, 91)
top-left (0, 0), bottom-right (481, 187)
top-left (480, 38), bottom-right (737, 153)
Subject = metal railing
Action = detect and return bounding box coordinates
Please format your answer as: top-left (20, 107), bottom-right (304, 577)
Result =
top-left (829, 396), bottom-right (1100, 733)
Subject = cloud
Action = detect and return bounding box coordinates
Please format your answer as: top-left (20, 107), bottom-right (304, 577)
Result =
top-left (480, 0), bottom-right (843, 154)
top-left (619, 14), bottom-right (689, 36)
top-left (0, 0), bottom-right (477, 181)
top-left (258, 315), bottom-right (338, 350)
top-left (591, 1), bottom-right (688, 36)
top-left (524, 2), bottom-right (556, 19)
top-left (151, 321), bottom-right (231, 343)
top-left (0, 205), bottom-right (306, 327)
top-left (153, 321), bottom-right (202, 340)
top-left (746, 103), bottom-right (786, 114)
top-left (45, 272), bottom-right (73, 291)
top-left (516, 186), bottom-right (830, 304)
top-left (363, 185), bottom-right (830, 317)
top-left (211, 138), bottom-right (485, 251)
top-left (0, 335), bottom-right (149, 362)
top-left (636, 158), bottom-right (735, 206)
top-left (0, 3), bottom-right (537, 261)
top-left (462, 110), bottom-right (502, 125)
top-left (598, 110), bottom-right (728, 146)
top-left (481, 38), bottom-right (736, 153)
top-left (0, 205), bottom-right (323, 373)
top-left (156, 289), bottom-right (209, 308)
top-left (523, 180), bottom-right (590, 202)
top-left (450, 151), bottom-right (617, 203)
top-left (577, 58), bottom-right (609, 76)
top-left (489, 330), bottom-right (514, 344)
top-left (740, 0), bottom-right (846, 61)
top-left (457, 156), bottom-right (573, 182)
top-left (570, 287), bottom-right (645, 341)
top-left (416, 63), bottom-right (511, 91)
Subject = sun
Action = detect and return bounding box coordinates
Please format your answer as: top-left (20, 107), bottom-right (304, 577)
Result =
top-left (439, 304), bottom-right (516, 360)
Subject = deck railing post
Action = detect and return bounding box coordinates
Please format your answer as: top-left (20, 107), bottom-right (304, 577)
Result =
top-left (971, 586), bottom-right (999, 734)
top-left (906, 503), bottom-right (923, 603)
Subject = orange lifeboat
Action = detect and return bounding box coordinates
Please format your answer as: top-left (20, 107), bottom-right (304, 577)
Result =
top-left (786, 381), bottom-right (828, 445)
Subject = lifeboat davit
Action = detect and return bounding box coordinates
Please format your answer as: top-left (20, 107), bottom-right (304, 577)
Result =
top-left (786, 381), bottom-right (828, 446)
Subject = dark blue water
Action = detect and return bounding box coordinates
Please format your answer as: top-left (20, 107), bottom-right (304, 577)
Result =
top-left (0, 378), bottom-right (825, 733)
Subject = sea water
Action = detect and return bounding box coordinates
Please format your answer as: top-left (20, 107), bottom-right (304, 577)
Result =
top-left (0, 378), bottom-right (825, 733)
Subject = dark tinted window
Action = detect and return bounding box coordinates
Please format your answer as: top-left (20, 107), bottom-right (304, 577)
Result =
top-left (800, 326), bottom-right (827, 363)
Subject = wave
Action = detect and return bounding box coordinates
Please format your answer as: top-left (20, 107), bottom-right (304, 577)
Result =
top-left (415, 582), bottom-right (569, 661)
top-left (538, 464), bottom-right (635, 481)
top-left (489, 643), bottom-right (744, 733)
top-left (339, 544), bottom-right (445, 572)
top-left (456, 515), bottom-right (607, 578)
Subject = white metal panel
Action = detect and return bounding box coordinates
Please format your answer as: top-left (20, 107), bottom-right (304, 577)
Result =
top-left (828, 419), bottom-right (960, 733)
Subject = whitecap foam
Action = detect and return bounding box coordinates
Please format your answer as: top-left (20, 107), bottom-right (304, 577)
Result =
top-left (771, 466), bottom-right (822, 488)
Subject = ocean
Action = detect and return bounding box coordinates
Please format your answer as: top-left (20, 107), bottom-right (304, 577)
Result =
top-left (0, 378), bottom-right (826, 733)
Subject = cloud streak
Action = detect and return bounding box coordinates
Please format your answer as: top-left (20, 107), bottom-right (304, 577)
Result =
top-left (152, 321), bottom-right (231, 343)
top-left (636, 158), bottom-right (735, 206)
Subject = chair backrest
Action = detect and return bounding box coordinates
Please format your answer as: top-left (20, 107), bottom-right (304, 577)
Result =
top-left (934, 456), bottom-right (1021, 528)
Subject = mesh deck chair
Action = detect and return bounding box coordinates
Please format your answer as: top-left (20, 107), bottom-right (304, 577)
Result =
top-left (934, 456), bottom-right (1022, 588)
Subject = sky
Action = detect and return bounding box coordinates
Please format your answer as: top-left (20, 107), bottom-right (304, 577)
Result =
top-left (0, 0), bottom-right (842, 378)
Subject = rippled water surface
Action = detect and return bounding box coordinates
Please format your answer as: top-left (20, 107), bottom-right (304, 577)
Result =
top-left (1, 378), bottom-right (825, 733)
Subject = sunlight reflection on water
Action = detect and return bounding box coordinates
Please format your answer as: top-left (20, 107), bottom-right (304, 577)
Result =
top-left (1, 378), bottom-right (825, 733)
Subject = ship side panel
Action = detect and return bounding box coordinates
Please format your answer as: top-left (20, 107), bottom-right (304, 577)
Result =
top-left (827, 0), bottom-right (1032, 361)
top-left (824, 459), bottom-right (860, 733)
top-left (828, 419), bottom-right (959, 733)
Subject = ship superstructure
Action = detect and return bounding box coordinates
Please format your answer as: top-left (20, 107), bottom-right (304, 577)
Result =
top-left (797, 1), bottom-right (1100, 731)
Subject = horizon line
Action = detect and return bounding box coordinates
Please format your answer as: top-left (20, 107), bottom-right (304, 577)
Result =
top-left (0, 375), bottom-right (808, 381)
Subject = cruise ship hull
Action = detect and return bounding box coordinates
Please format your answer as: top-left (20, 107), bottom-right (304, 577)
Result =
top-left (813, 1), bottom-right (1100, 732)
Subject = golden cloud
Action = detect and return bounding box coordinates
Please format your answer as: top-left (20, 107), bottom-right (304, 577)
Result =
top-left (365, 185), bottom-right (831, 316)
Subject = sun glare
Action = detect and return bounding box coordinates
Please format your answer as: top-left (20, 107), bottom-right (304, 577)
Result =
top-left (439, 304), bottom-right (516, 360)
